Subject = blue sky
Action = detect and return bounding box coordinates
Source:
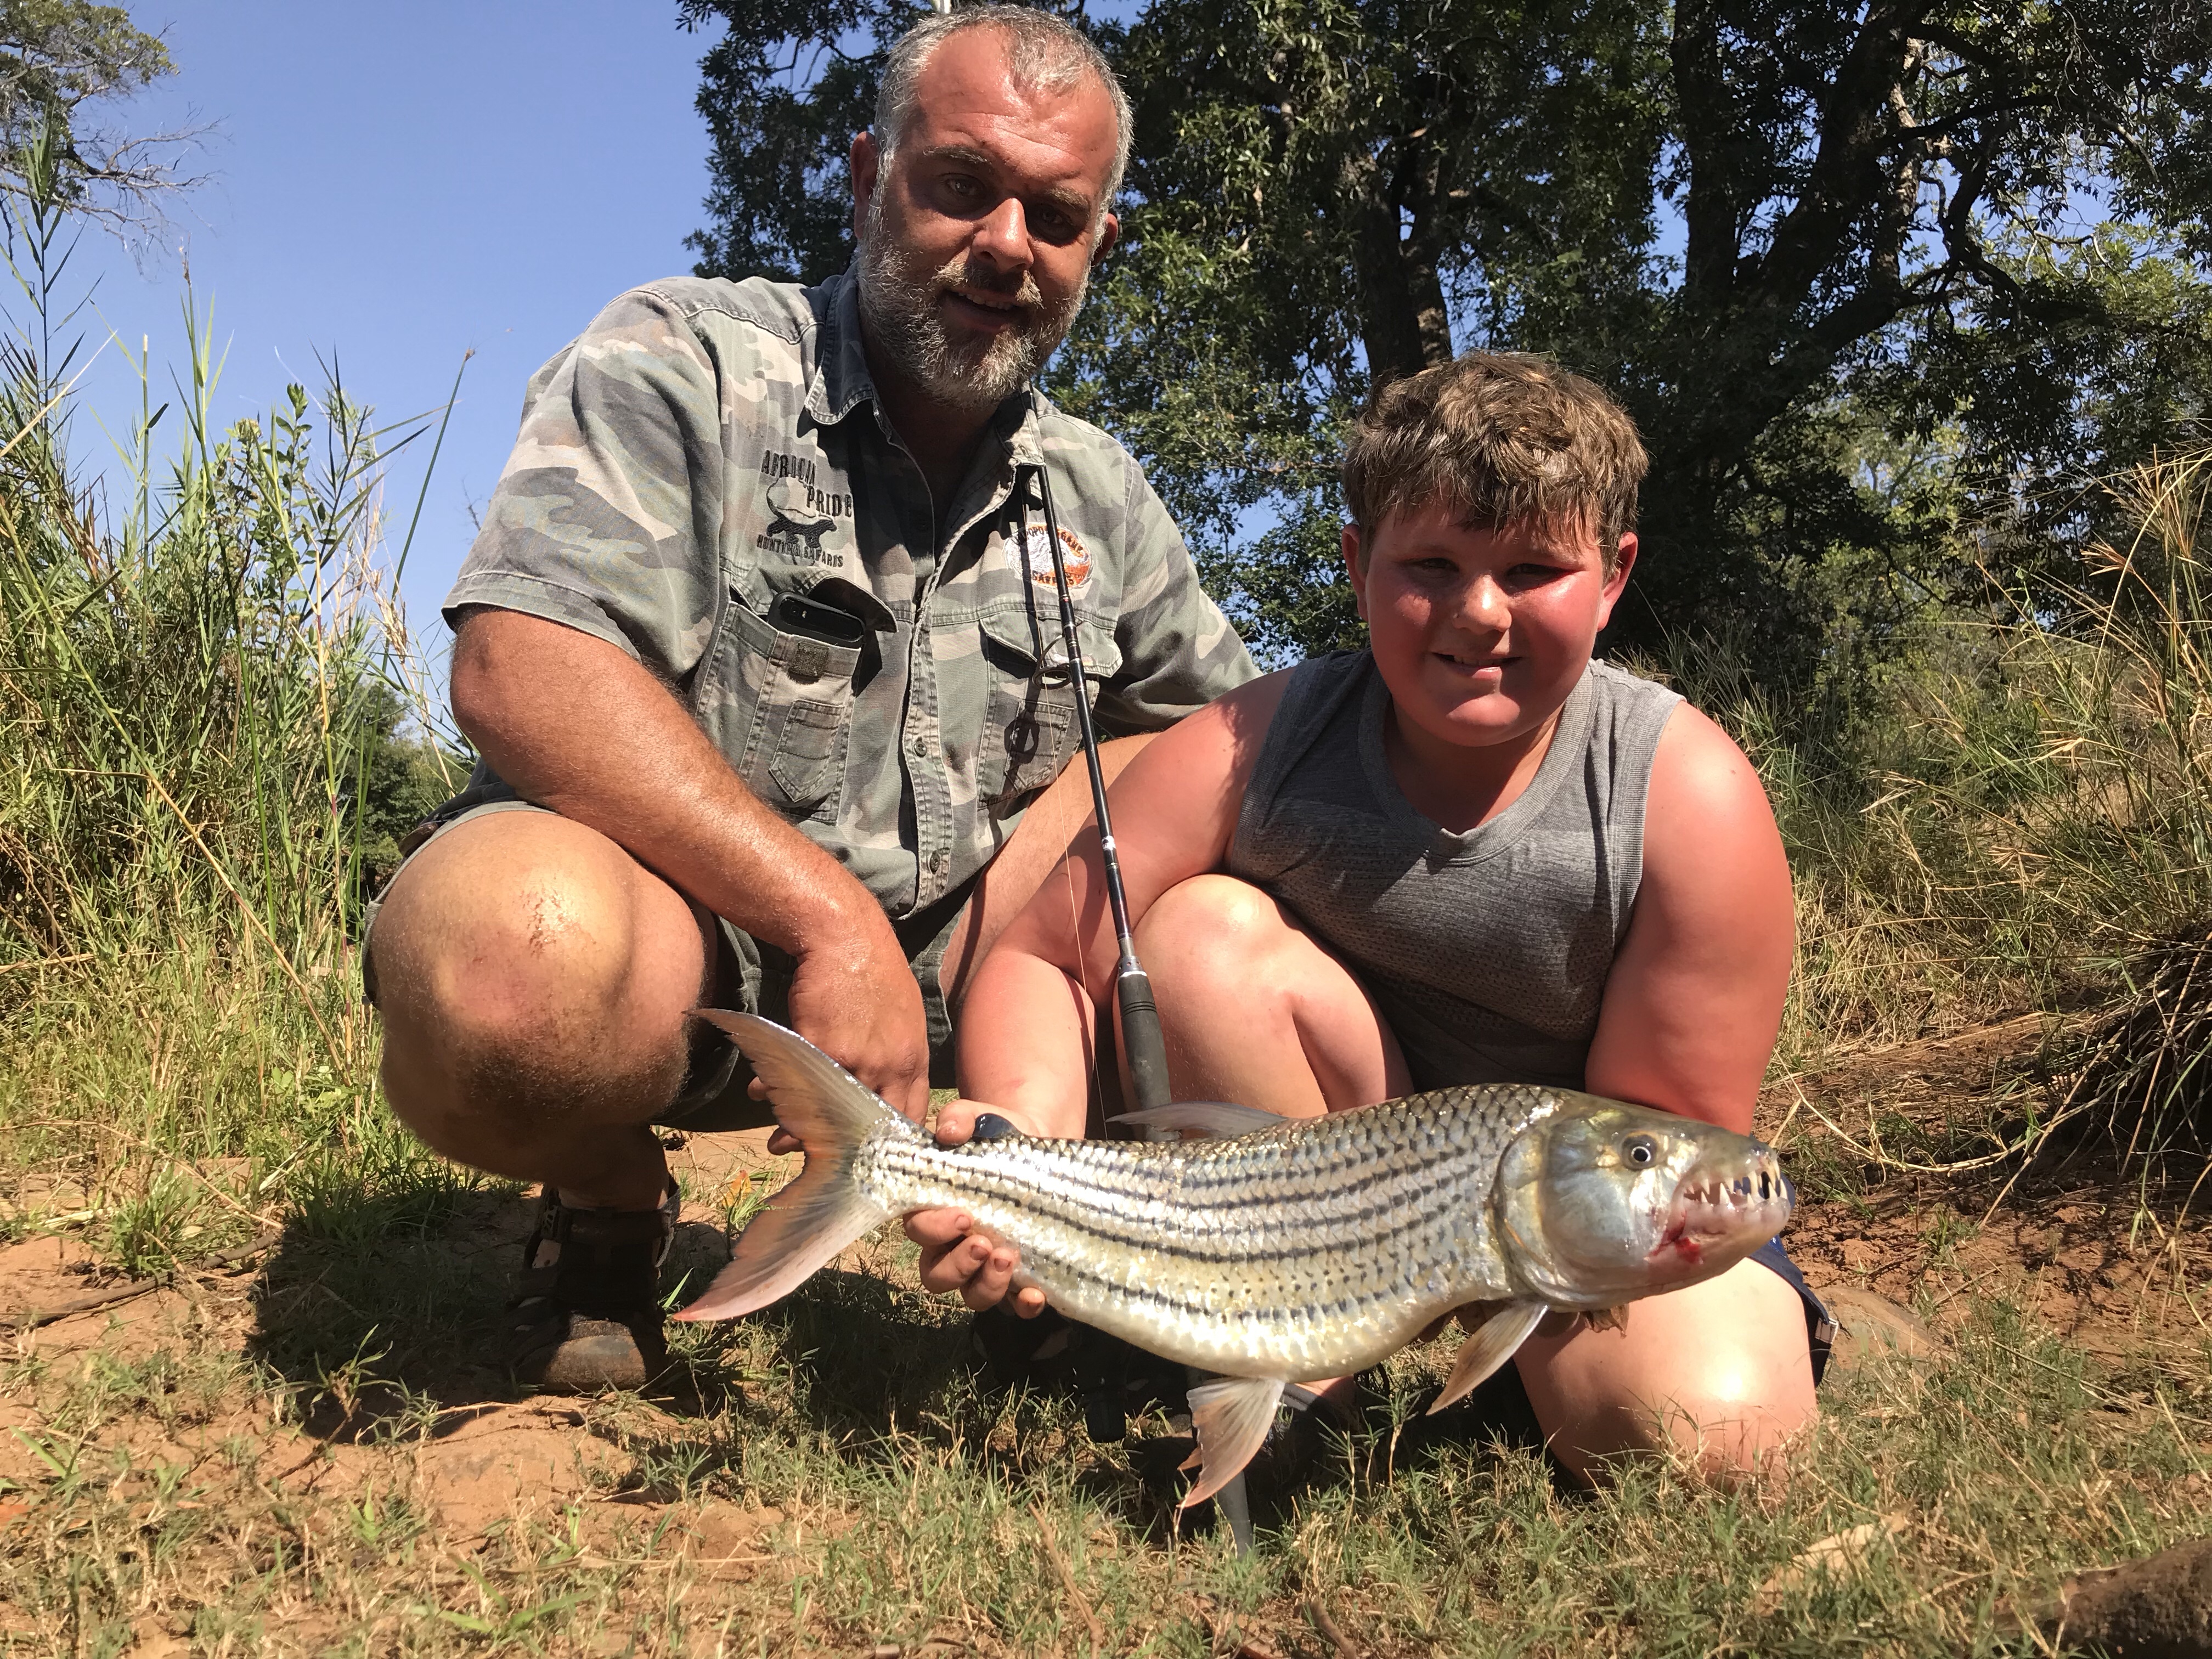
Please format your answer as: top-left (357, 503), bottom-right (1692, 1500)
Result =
top-left (50, 1), bottom-right (736, 670)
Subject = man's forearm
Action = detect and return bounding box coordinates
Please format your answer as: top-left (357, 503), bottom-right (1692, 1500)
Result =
top-left (450, 609), bottom-right (884, 957)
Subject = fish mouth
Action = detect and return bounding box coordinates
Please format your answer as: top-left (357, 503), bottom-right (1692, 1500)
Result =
top-left (1647, 1158), bottom-right (1792, 1267)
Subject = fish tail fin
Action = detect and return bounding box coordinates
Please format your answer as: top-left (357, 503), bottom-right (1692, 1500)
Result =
top-left (673, 1012), bottom-right (897, 1323)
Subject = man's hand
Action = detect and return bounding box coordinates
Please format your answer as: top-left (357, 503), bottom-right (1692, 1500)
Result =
top-left (905, 1098), bottom-right (1052, 1316)
top-left (770, 915), bottom-right (932, 1141)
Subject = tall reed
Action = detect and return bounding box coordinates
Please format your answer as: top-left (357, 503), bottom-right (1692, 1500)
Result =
top-left (0, 123), bottom-right (467, 1264)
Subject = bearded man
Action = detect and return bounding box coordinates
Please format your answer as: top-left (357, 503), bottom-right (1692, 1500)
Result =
top-left (365, 5), bottom-right (1255, 1391)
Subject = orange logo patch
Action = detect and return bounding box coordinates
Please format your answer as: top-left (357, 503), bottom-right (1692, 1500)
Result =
top-left (1022, 525), bottom-right (1092, 594)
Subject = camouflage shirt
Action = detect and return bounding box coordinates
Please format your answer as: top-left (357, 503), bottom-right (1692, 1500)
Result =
top-left (444, 270), bottom-right (1257, 922)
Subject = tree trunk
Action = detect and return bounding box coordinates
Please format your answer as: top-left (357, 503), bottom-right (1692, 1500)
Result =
top-left (1664, 1), bottom-right (1923, 479)
top-left (1345, 150), bottom-right (1454, 386)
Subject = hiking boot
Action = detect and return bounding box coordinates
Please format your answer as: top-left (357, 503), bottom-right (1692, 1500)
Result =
top-left (507, 1183), bottom-right (680, 1392)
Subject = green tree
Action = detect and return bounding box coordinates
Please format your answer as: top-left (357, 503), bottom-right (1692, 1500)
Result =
top-left (1881, 222), bottom-right (2212, 599)
top-left (0, 0), bottom-right (184, 230)
top-left (685, 0), bottom-right (2212, 691)
top-left (1051, 0), bottom-right (1670, 657)
top-left (680, 0), bottom-right (921, 282)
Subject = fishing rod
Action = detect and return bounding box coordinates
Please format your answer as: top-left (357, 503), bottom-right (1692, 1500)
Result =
top-left (1015, 460), bottom-right (1257, 1556)
top-left (1017, 463), bottom-right (1171, 1115)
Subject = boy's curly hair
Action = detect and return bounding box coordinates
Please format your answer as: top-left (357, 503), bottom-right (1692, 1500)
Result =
top-left (1342, 353), bottom-right (1647, 571)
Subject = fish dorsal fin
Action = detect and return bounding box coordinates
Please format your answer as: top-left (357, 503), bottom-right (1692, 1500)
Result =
top-left (1427, 1300), bottom-right (1545, 1414)
top-left (1179, 1376), bottom-right (1286, 1508)
top-left (1110, 1101), bottom-right (1286, 1139)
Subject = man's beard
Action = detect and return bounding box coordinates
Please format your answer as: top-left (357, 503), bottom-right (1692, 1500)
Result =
top-left (855, 195), bottom-right (1087, 416)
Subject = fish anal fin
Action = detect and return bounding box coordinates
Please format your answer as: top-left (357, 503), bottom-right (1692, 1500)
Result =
top-left (1111, 1101), bottom-right (1286, 1139)
top-left (1180, 1376), bottom-right (1285, 1509)
top-left (1428, 1300), bottom-right (1545, 1414)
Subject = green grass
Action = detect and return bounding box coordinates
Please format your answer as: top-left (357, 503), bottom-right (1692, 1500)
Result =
top-left (2, 1227), bottom-right (2207, 1656)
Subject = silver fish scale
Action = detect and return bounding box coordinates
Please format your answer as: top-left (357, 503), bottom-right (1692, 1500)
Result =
top-left (857, 1085), bottom-right (1567, 1378)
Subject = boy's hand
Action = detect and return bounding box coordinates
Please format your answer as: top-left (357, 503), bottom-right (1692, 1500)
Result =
top-left (906, 1099), bottom-right (1053, 1316)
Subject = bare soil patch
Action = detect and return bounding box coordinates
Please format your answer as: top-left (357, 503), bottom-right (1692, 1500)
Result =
top-left (0, 1130), bottom-right (768, 1544)
top-left (1761, 1017), bottom-right (2212, 1363)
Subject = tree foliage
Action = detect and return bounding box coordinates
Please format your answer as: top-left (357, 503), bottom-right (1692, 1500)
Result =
top-left (685, 0), bottom-right (2212, 693)
top-left (679, 0), bottom-right (910, 282)
top-left (0, 0), bottom-right (187, 231)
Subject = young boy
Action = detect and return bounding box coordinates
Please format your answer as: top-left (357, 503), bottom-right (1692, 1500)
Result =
top-left (909, 352), bottom-right (1822, 1481)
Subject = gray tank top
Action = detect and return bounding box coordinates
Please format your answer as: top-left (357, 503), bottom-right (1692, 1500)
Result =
top-left (1226, 652), bottom-right (1681, 1092)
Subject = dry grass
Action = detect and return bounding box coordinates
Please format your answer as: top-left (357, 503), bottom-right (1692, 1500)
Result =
top-left (3, 1170), bottom-right (2208, 1657)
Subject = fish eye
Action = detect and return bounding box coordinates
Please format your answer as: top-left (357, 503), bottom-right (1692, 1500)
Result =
top-left (1622, 1136), bottom-right (1656, 1166)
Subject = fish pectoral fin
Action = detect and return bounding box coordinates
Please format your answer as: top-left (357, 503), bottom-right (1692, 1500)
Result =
top-left (1429, 1300), bottom-right (1546, 1414)
top-left (1110, 1101), bottom-right (1286, 1139)
top-left (1584, 1304), bottom-right (1630, 1334)
top-left (1180, 1376), bottom-right (1286, 1509)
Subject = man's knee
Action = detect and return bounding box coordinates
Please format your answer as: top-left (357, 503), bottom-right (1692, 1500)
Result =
top-left (370, 811), bottom-right (709, 1110)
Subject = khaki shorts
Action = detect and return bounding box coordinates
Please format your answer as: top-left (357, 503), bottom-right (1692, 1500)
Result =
top-left (360, 780), bottom-right (972, 1132)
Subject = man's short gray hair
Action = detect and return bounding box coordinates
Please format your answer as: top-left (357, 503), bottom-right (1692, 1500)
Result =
top-left (874, 4), bottom-right (1132, 224)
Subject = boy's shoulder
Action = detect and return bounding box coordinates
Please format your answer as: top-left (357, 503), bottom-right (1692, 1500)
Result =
top-left (1628, 673), bottom-right (1771, 842)
top-left (1584, 657), bottom-right (1685, 712)
top-left (1263, 650), bottom-right (1380, 746)
top-left (1573, 658), bottom-right (1690, 766)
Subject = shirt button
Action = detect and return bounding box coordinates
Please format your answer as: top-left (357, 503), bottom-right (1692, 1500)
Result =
top-left (910, 735), bottom-right (928, 758)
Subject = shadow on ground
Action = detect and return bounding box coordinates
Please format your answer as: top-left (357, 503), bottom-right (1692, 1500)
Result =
top-left (245, 1184), bottom-right (744, 1443)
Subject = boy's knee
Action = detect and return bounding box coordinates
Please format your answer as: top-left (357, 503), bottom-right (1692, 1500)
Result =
top-left (1520, 1259), bottom-right (1818, 1486)
top-left (1617, 1364), bottom-right (1815, 1477)
top-left (1137, 874), bottom-right (1291, 969)
top-left (1671, 1394), bottom-right (1816, 1483)
top-left (1542, 1361), bottom-right (1816, 1488)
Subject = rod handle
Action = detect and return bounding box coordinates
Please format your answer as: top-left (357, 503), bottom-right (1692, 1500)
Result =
top-left (1115, 966), bottom-right (1175, 1119)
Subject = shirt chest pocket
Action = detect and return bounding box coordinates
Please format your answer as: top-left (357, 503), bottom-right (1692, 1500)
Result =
top-left (975, 603), bottom-right (1122, 815)
top-left (698, 596), bottom-right (862, 820)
